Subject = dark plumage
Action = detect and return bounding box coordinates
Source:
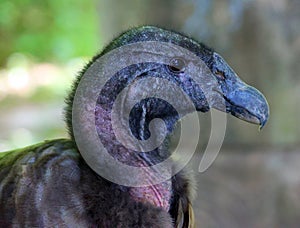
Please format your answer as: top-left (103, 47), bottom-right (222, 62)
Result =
top-left (0, 26), bottom-right (269, 227)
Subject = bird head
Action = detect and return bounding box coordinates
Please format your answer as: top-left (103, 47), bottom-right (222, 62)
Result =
top-left (97, 26), bottom-right (269, 129)
top-left (68, 26), bottom-right (269, 144)
top-left (67, 26), bottom-right (270, 186)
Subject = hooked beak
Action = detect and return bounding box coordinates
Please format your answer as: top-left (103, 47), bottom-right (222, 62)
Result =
top-left (223, 84), bottom-right (269, 129)
top-left (209, 52), bottom-right (269, 128)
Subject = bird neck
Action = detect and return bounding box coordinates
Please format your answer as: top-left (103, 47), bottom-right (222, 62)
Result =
top-left (94, 70), bottom-right (179, 211)
top-left (95, 104), bottom-right (174, 211)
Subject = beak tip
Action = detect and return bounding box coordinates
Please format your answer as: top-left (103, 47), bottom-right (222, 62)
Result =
top-left (259, 115), bottom-right (269, 130)
top-left (258, 107), bottom-right (269, 130)
top-left (259, 121), bottom-right (266, 130)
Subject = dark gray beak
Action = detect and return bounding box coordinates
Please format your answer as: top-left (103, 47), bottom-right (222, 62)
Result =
top-left (225, 83), bottom-right (269, 129)
top-left (211, 53), bottom-right (269, 128)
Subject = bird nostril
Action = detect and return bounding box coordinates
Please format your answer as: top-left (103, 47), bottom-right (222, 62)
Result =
top-left (215, 70), bottom-right (225, 80)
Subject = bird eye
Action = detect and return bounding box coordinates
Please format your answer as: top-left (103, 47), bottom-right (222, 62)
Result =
top-left (215, 70), bottom-right (225, 80)
top-left (168, 58), bottom-right (186, 73)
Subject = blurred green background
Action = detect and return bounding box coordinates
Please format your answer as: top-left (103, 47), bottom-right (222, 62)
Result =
top-left (0, 0), bottom-right (299, 227)
top-left (0, 0), bottom-right (99, 150)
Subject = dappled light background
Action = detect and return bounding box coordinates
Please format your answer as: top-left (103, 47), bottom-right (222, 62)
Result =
top-left (0, 0), bottom-right (299, 227)
top-left (0, 0), bottom-right (99, 150)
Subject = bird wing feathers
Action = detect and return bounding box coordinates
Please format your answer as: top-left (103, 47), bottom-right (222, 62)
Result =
top-left (171, 169), bottom-right (196, 228)
top-left (0, 139), bottom-right (185, 227)
top-left (175, 200), bottom-right (195, 228)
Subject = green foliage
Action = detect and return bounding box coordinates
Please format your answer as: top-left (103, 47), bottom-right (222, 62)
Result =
top-left (0, 0), bottom-right (99, 65)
